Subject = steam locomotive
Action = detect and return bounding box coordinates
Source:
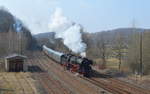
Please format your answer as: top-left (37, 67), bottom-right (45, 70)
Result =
top-left (43, 45), bottom-right (93, 77)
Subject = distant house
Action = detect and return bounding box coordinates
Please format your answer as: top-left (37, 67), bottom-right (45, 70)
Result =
top-left (5, 54), bottom-right (27, 72)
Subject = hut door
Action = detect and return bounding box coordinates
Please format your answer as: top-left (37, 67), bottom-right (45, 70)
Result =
top-left (16, 63), bottom-right (19, 72)
top-left (9, 61), bottom-right (16, 72)
top-left (15, 60), bottom-right (23, 72)
top-left (18, 62), bottom-right (23, 72)
top-left (9, 60), bottom-right (23, 72)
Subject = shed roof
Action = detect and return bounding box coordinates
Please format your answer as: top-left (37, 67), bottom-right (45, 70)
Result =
top-left (5, 54), bottom-right (27, 60)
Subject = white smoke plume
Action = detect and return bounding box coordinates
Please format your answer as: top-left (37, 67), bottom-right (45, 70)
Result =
top-left (48, 8), bottom-right (87, 54)
top-left (13, 18), bottom-right (22, 32)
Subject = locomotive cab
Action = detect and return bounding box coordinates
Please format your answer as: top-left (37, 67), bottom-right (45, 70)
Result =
top-left (79, 58), bottom-right (93, 77)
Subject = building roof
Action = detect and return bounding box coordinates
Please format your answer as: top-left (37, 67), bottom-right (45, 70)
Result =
top-left (5, 54), bottom-right (27, 60)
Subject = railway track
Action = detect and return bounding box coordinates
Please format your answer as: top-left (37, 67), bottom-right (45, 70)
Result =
top-left (79, 71), bottom-right (150, 94)
top-left (37, 52), bottom-right (102, 94)
top-left (108, 78), bottom-right (150, 94)
top-left (29, 58), bottom-right (53, 94)
top-left (28, 52), bottom-right (150, 94)
top-left (42, 52), bottom-right (133, 94)
top-left (29, 53), bottom-right (72, 94)
top-left (33, 60), bottom-right (62, 94)
top-left (80, 76), bottom-right (129, 94)
top-left (34, 54), bottom-right (75, 94)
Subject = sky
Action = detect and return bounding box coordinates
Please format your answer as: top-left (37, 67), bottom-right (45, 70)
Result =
top-left (0, 0), bottom-right (150, 34)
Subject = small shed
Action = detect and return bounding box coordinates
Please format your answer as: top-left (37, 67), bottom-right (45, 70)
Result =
top-left (5, 54), bottom-right (27, 72)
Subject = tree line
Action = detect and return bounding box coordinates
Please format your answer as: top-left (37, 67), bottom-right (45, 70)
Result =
top-left (83, 28), bottom-right (150, 75)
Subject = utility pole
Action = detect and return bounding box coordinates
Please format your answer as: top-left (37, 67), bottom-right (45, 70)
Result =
top-left (14, 19), bottom-right (23, 55)
top-left (20, 31), bottom-right (23, 55)
top-left (8, 26), bottom-right (12, 54)
top-left (17, 31), bottom-right (22, 55)
top-left (18, 31), bottom-right (22, 55)
top-left (140, 31), bottom-right (143, 77)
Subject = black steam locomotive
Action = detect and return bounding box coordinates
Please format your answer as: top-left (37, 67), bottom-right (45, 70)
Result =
top-left (43, 45), bottom-right (93, 77)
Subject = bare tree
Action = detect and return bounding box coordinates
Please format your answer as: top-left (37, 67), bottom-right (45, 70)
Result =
top-left (142, 31), bottom-right (150, 75)
top-left (127, 28), bottom-right (141, 74)
top-left (97, 32), bottom-right (107, 69)
top-left (113, 32), bottom-right (126, 71)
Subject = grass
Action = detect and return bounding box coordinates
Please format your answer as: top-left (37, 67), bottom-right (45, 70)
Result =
top-left (94, 58), bottom-right (119, 69)
top-left (107, 58), bottom-right (119, 69)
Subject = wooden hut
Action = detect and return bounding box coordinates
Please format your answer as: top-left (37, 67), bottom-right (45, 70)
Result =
top-left (5, 54), bottom-right (27, 72)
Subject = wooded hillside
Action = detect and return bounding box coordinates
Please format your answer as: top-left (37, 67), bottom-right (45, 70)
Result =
top-left (0, 8), bottom-right (37, 56)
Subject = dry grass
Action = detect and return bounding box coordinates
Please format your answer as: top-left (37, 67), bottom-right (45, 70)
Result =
top-left (107, 58), bottom-right (119, 69)
top-left (0, 72), bottom-right (38, 94)
top-left (94, 58), bottom-right (119, 69)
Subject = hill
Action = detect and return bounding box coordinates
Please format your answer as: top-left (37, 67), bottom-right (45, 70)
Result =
top-left (35, 28), bottom-right (150, 74)
top-left (34, 28), bottom-right (148, 57)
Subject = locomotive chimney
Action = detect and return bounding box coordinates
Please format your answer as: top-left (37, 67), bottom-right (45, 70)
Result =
top-left (80, 52), bottom-right (86, 58)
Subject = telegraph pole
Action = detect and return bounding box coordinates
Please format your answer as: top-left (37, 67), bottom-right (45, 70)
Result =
top-left (20, 31), bottom-right (22, 55)
top-left (8, 26), bottom-right (12, 54)
top-left (131, 19), bottom-right (143, 79)
top-left (14, 19), bottom-right (23, 55)
top-left (140, 31), bottom-right (143, 77)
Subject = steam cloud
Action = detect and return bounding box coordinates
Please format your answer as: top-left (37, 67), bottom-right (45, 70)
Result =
top-left (48, 8), bottom-right (86, 54)
top-left (13, 18), bottom-right (22, 32)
